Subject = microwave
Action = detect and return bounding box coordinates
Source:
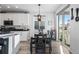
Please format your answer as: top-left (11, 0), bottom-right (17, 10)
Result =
top-left (4, 20), bottom-right (13, 25)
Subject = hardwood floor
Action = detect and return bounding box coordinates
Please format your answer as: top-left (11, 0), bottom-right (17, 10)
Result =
top-left (17, 41), bottom-right (30, 54)
top-left (51, 41), bottom-right (70, 54)
top-left (17, 40), bottom-right (70, 54)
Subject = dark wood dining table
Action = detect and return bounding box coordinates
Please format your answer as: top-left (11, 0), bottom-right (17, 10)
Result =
top-left (30, 33), bottom-right (52, 54)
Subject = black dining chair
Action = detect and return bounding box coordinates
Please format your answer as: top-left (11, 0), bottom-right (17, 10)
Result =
top-left (35, 38), bottom-right (45, 54)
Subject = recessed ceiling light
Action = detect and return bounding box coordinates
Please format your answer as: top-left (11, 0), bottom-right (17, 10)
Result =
top-left (7, 6), bottom-right (10, 8)
top-left (15, 6), bottom-right (18, 8)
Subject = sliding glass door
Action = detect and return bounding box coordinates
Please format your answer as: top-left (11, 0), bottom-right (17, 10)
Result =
top-left (63, 15), bottom-right (70, 46)
top-left (58, 15), bottom-right (63, 42)
top-left (58, 14), bottom-right (70, 46)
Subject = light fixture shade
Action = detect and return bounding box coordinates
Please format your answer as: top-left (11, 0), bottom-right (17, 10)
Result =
top-left (37, 15), bottom-right (41, 21)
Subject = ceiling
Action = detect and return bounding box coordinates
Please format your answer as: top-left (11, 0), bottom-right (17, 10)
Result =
top-left (0, 4), bottom-right (62, 13)
top-left (57, 4), bottom-right (70, 15)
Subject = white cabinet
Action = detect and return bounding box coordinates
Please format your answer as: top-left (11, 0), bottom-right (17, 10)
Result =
top-left (21, 31), bottom-right (30, 41)
top-left (27, 31), bottom-right (30, 40)
top-left (21, 31), bottom-right (27, 41)
top-left (12, 34), bottom-right (21, 54)
top-left (14, 34), bottom-right (20, 48)
top-left (1, 13), bottom-right (29, 25)
top-left (0, 33), bottom-right (21, 54)
top-left (8, 34), bottom-right (21, 54)
top-left (8, 36), bottom-right (13, 54)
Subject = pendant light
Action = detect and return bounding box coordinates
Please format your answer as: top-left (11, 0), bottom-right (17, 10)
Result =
top-left (34, 4), bottom-right (45, 21)
top-left (37, 4), bottom-right (41, 21)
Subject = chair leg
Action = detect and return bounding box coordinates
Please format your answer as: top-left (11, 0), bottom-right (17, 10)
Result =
top-left (30, 43), bottom-right (32, 54)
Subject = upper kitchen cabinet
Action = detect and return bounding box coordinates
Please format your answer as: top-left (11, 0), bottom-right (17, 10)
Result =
top-left (1, 13), bottom-right (29, 26)
top-left (0, 14), bottom-right (2, 25)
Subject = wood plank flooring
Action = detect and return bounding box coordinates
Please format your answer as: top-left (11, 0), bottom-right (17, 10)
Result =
top-left (17, 40), bottom-right (70, 54)
top-left (17, 41), bottom-right (30, 54)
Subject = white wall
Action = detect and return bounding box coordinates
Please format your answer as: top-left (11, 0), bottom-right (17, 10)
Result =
top-left (70, 4), bottom-right (79, 54)
top-left (56, 4), bottom-right (69, 14)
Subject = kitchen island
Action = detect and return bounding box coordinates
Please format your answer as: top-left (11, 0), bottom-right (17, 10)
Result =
top-left (0, 32), bottom-right (21, 54)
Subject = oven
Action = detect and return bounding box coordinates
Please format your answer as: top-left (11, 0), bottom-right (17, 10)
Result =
top-left (0, 37), bottom-right (9, 54)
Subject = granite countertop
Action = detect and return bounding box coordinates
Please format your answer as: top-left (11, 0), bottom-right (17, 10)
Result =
top-left (0, 25), bottom-right (30, 31)
top-left (0, 31), bottom-right (21, 37)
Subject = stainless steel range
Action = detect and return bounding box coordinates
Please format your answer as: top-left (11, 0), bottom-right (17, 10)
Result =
top-left (0, 37), bottom-right (9, 54)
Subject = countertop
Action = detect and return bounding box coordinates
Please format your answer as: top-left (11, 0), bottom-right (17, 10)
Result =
top-left (0, 31), bottom-right (21, 37)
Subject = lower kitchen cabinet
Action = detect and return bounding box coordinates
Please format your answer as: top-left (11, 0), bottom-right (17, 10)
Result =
top-left (21, 31), bottom-right (30, 41)
top-left (8, 36), bottom-right (13, 54)
top-left (12, 34), bottom-right (21, 54)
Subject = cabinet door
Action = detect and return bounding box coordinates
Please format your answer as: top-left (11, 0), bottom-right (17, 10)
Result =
top-left (8, 36), bottom-right (13, 54)
top-left (14, 35), bottom-right (20, 48)
top-left (27, 31), bottom-right (30, 40)
top-left (21, 32), bottom-right (27, 41)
